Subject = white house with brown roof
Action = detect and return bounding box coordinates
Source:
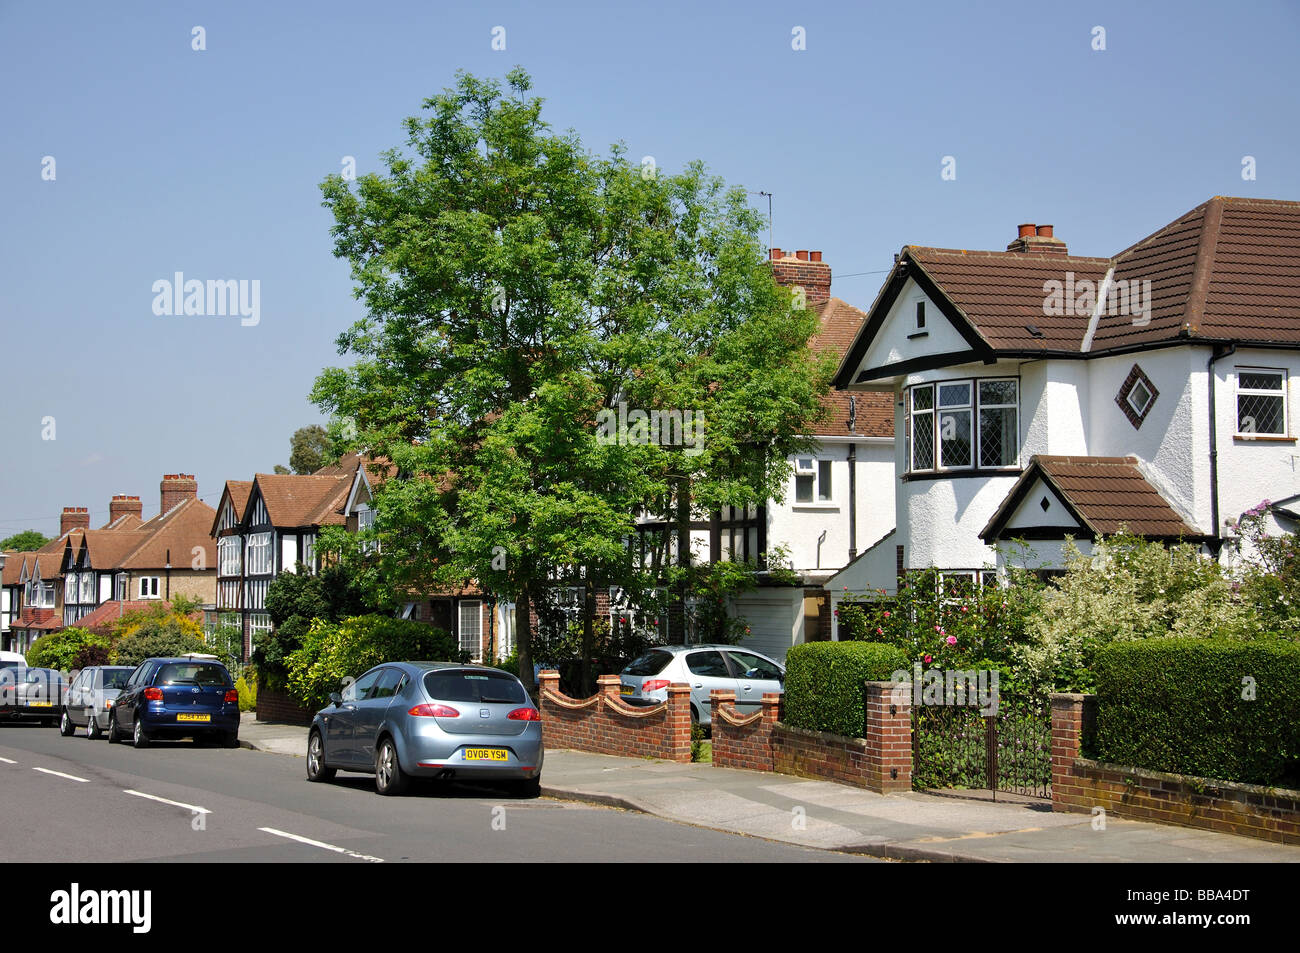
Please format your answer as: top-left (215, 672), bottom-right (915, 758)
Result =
top-left (827, 196), bottom-right (1300, 630)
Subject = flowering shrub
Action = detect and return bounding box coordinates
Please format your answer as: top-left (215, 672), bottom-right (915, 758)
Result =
top-left (1227, 501), bottom-right (1300, 638)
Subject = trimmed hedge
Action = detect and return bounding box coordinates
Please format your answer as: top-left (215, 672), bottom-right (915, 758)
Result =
top-left (783, 641), bottom-right (910, 738)
top-left (1093, 638), bottom-right (1300, 785)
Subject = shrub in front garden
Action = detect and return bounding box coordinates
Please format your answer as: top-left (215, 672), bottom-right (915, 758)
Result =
top-left (285, 614), bottom-right (460, 712)
top-left (783, 641), bottom-right (909, 737)
top-left (27, 627), bottom-right (107, 671)
top-left (1093, 638), bottom-right (1300, 785)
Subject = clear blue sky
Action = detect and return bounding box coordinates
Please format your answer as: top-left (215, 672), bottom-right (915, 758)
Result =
top-left (2, 0), bottom-right (1297, 536)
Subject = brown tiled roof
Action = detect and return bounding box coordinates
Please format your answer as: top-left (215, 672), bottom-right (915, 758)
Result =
top-left (75, 599), bottom-right (177, 631)
top-left (1093, 196), bottom-right (1300, 349)
top-left (119, 497), bottom-right (217, 570)
top-left (812, 298), bottom-right (893, 437)
top-left (99, 514), bottom-right (144, 531)
top-left (13, 607), bottom-right (60, 631)
top-left (1, 552), bottom-right (40, 586)
top-left (77, 529), bottom-right (150, 570)
top-left (253, 473), bottom-right (353, 528)
top-left (907, 248), bottom-right (1110, 352)
top-left (982, 455), bottom-right (1204, 541)
top-left (210, 480), bottom-right (254, 537)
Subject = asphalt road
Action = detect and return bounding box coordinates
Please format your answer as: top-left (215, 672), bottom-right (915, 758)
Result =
top-left (0, 723), bottom-right (873, 863)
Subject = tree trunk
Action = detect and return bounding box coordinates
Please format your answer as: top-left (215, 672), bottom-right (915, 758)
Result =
top-left (516, 583), bottom-right (536, 697)
top-left (676, 479), bottom-right (691, 642)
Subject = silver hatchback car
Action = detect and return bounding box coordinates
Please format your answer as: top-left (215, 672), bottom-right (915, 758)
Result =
top-left (60, 666), bottom-right (135, 739)
top-left (307, 662), bottom-right (543, 797)
top-left (619, 644), bottom-right (785, 726)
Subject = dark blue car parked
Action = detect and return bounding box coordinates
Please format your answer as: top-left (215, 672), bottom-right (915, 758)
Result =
top-left (108, 656), bottom-right (240, 748)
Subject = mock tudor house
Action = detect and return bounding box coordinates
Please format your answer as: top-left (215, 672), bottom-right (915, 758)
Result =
top-left (1, 507), bottom-right (95, 652)
top-left (827, 196), bottom-right (1300, 634)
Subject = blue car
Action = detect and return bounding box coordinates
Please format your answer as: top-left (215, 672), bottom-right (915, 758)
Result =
top-left (107, 656), bottom-right (240, 748)
top-left (307, 661), bottom-right (543, 797)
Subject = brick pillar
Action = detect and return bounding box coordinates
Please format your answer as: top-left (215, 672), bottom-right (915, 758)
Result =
top-left (597, 674), bottom-right (621, 703)
top-left (863, 681), bottom-right (912, 793)
top-left (666, 682), bottom-right (692, 763)
top-left (1050, 693), bottom-right (1096, 813)
top-left (538, 670), bottom-right (561, 701)
top-left (709, 689), bottom-right (735, 727)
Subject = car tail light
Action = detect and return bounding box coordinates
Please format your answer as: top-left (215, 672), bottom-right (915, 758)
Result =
top-left (224, 689), bottom-right (238, 703)
top-left (143, 687), bottom-right (163, 701)
top-left (507, 707), bottom-right (540, 721)
top-left (409, 704), bottom-right (460, 717)
top-left (642, 679), bottom-right (670, 693)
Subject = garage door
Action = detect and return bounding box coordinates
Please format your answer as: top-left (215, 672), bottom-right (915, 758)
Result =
top-left (732, 595), bottom-right (801, 665)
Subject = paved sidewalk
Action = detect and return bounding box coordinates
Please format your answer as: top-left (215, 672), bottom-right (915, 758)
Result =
top-left (239, 714), bottom-right (1299, 863)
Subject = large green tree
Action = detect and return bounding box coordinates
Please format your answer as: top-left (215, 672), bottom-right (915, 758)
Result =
top-left (286, 424), bottom-right (335, 474)
top-left (312, 68), bottom-right (831, 690)
top-left (1, 530), bottom-right (49, 552)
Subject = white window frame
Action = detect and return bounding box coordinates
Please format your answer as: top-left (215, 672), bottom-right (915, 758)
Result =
top-left (357, 507), bottom-right (379, 554)
top-left (793, 456), bottom-right (834, 505)
top-left (138, 576), bottom-right (160, 599)
top-left (246, 532), bottom-right (273, 576)
top-left (908, 378), bottom-right (1020, 473)
top-left (249, 612), bottom-right (272, 650)
top-left (458, 600), bottom-right (483, 662)
top-left (1235, 367), bottom-right (1288, 437)
top-left (218, 536), bottom-right (242, 577)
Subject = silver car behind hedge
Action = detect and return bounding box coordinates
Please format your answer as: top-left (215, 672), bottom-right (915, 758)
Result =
top-left (307, 661), bottom-right (543, 797)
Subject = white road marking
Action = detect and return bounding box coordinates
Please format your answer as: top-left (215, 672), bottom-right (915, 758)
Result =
top-left (257, 826), bottom-right (385, 863)
top-left (0, 757), bottom-right (16, 764)
top-left (123, 789), bottom-right (211, 814)
top-left (33, 767), bottom-right (89, 783)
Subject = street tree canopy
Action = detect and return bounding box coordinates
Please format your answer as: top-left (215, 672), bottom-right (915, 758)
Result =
top-left (1, 530), bottom-right (50, 552)
top-left (312, 68), bottom-right (833, 688)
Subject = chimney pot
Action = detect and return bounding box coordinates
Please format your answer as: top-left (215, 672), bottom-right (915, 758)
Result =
top-left (1036, 224), bottom-right (1054, 238)
top-left (770, 247), bottom-right (783, 260)
top-left (60, 506), bottom-right (91, 537)
top-left (796, 249), bottom-right (809, 261)
top-left (809, 251), bottom-right (822, 262)
top-left (1017, 223), bottom-right (1037, 239)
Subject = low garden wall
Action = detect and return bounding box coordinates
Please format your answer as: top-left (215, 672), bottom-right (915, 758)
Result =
top-left (256, 685), bottom-right (316, 726)
top-left (710, 682), bottom-right (912, 794)
top-left (537, 671), bottom-right (691, 763)
top-left (1051, 693), bottom-right (1300, 845)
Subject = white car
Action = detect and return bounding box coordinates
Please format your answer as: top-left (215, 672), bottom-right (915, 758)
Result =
top-left (0, 651), bottom-right (26, 672)
top-left (618, 644), bottom-right (785, 726)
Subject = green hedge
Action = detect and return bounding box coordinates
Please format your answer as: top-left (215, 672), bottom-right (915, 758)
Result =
top-left (1093, 638), bottom-right (1300, 786)
top-left (783, 642), bottom-right (910, 738)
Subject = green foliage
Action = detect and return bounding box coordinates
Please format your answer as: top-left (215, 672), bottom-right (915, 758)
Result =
top-left (257, 563), bottom-right (383, 679)
top-left (1020, 534), bottom-right (1250, 691)
top-left (71, 643), bottom-right (111, 669)
top-left (783, 642), bottom-right (909, 738)
top-left (169, 594), bottom-right (204, 616)
top-left (0, 530), bottom-right (49, 552)
top-left (1093, 638), bottom-right (1300, 785)
top-left (235, 675), bottom-right (258, 712)
top-left (288, 424), bottom-right (334, 475)
top-left (28, 627), bottom-right (107, 671)
top-left (285, 615), bottom-right (461, 712)
top-left (1228, 502), bottom-right (1300, 638)
top-left (690, 723), bottom-right (710, 763)
top-left (110, 603), bottom-right (212, 666)
top-left (310, 68), bottom-right (831, 688)
top-left (840, 561), bottom-right (1045, 686)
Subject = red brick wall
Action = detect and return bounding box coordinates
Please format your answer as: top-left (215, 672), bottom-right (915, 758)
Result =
top-left (710, 691), bottom-right (780, 771)
top-left (256, 686), bottom-right (315, 726)
top-left (1050, 693), bottom-right (1300, 845)
top-left (713, 681), bottom-right (912, 794)
top-left (538, 672), bottom-right (691, 762)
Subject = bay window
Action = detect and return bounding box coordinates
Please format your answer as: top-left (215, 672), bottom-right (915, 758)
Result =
top-left (908, 378), bottom-right (1019, 473)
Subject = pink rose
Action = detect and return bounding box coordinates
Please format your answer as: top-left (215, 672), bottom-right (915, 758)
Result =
top-left (946, 635), bottom-right (957, 646)
top-left (883, 611), bottom-right (891, 618)
top-left (876, 627), bottom-right (883, 635)
top-left (923, 654), bottom-right (932, 664)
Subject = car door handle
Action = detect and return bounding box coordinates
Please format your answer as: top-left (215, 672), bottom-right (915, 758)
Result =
top-left (693, 683), bottom-right (703, 689)
top-left (342, 704), bottom-right (356, 711)
top-left (741, 684), bottom-right (752, 690)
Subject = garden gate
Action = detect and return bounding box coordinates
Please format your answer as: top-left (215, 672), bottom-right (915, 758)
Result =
top-left (911, 689), bottom-right (1052, 799)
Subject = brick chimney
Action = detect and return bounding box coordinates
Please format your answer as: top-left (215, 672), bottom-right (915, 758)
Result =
top-left (769, 248), bottom-right (832, 306)
top-left (61, 507), bottom-right (90, 537)
top-left (109, 494), bottom-right (143, 524)
top-left (1006, 223), bottom-right (1068, 257)
top-left (160, 474), bottom-right (198, 514)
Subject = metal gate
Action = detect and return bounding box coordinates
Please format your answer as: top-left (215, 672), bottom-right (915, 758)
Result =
top-left (911, 691), bottom-right (1052, 799)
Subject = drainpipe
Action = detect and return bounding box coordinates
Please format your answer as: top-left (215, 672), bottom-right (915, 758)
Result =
top-left (847, 395), bottom-right (858, 560)
top-left (1207, 343), bottom-right (1236, 555)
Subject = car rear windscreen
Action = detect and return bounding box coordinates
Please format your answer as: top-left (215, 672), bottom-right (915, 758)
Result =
top-left (623, 651), bottom-right (673, 676)
top-left (423, 670), bottom-right (526, 704)
top-left (157, 663), bottom-right (231, 687)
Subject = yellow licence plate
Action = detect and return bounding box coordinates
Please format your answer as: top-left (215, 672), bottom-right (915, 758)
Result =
top-left (464, 748), bottom-right (508, 762)
top-left (29, 702), bottom-right (52, 708)
top-left (620, 686), bottom-right (633, 695)
top-left (176, 714), bottom-right (211, 723)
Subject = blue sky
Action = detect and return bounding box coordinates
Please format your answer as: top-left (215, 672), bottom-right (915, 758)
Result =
top-left (1, 0), bottom-right (1297, 537)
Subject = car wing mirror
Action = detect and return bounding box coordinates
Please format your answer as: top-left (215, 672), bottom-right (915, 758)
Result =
top-left (329, 692), bottom-right (342, 706)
